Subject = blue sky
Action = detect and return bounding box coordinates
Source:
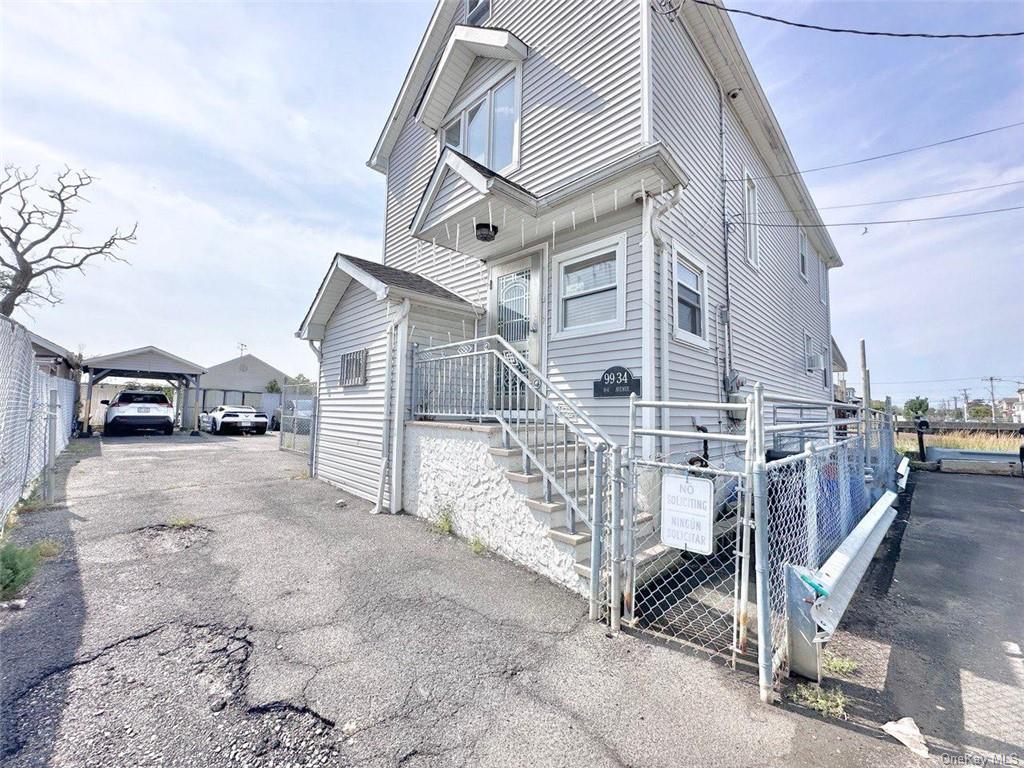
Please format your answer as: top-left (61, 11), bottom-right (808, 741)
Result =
top-left (2, 1), bottom-right (1022, 407)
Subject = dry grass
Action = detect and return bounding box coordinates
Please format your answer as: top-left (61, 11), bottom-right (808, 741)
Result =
top-left (169, 517), bottom-right (198, 529)
top-left (896, 430), bottom-right (1019, 455)
top-left (33, 538), bottom-right (62, 559)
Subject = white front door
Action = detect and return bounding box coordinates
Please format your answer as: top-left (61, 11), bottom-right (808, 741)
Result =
top-left (490, 252), bottom-right (542, 367)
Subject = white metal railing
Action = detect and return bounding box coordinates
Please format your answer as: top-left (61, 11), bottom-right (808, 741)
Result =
top-left (411, 335), bottom-right (622, 619)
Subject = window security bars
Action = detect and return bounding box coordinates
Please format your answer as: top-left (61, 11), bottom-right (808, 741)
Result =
top-left (339, 349), bottom-right (368, 387)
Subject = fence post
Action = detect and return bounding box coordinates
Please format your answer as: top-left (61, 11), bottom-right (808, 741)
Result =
top-left (804, 440), bottom-right (819, 568)
top-left (752, 457), bottom-right (773, 704)
top-left (45, 389), bottom-right (57, 504)
top-left (737, 392), bottom-right (756, 653)
top-left (589, 443), bottom-right (607, 622)
top-left (838, 441), bottom-right (852, 538)
top-left (609, 446), bottom-right (623, 632)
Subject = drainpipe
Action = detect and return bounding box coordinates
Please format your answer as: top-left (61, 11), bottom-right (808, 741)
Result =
top-left (374, 298), bottom-right (411, 514)
top-left (650, 185), bottom-right (685, 459)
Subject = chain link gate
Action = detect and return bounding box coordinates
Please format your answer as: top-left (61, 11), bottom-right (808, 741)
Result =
top-left (617, 395), bottom-right (756, 665)
top-left (278, 383), bottom-right (317, 472)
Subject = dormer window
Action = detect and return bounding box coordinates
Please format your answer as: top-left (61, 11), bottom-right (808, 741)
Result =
top-left (441, 73), bottom-right (517, 173)
top-left (467, 0), bottom-right (490, 25)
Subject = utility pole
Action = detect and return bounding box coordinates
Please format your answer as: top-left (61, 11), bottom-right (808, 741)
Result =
top-left (238, 342), bottom-right (247, 357)
top-left (960, 388), bottom-right (970, 421)
top-left (952, 395), bottom-right (959, 420)
top-left (984, 377), bottom-right (998, 422)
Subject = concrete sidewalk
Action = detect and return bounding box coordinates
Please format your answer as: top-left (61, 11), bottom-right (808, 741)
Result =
top-left (827, 471), bottom-right (1024, 762)
top-left (2, 434), bottom-right (925, 766)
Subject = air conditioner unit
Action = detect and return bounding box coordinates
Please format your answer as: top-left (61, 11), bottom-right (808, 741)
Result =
top-left (805, 353), bottom-right (825, 372)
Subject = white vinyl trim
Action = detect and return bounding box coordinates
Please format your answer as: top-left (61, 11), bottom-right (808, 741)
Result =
top-left (551, 232), bottom-right (628, 341)
top-left (743, 167), bottom-right (759, 268)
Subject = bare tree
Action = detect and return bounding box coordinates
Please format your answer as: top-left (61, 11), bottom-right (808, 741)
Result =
top-left (0, 164), bottom-right (137, 316)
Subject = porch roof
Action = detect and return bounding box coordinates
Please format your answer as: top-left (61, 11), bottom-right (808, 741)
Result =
top-left (297, 253), bottom-right (481, 341)
top-left (409, 142), bottom-right (688, 262)
top-left (416, 25), bottom-right (529, 131)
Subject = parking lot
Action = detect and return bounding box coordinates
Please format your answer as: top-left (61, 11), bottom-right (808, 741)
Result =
top-left (1, 434), bottom-right (1016, 766)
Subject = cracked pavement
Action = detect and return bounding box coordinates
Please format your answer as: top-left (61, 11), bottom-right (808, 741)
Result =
top-left (1, 433), bottom-right (919, 766)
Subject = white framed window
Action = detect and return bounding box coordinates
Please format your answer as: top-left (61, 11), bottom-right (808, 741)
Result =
top-left (818, 260), bottom-right (828, 304)
top-left (440, 72), bottom-right (518, 174)
top-left (339, 349), bottom-right (368, 386)
top-left (798, 227), bottom-right (809, 280)
top-left (743, 170), bottom-right (759, 267)
top-left (803, 332), bottom-right (814, 376)
top-left (466, 0), bottom-right (490, 25)
top-left (552, 233), bottom-right (627, 340)
top-left (672, 249), bottom-right (708, 348)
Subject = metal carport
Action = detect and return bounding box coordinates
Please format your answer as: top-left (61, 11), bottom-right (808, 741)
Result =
top-left (81, 346), bottom-right (206, 435)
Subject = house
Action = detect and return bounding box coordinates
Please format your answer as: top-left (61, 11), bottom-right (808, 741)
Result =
top-left (30, 331), bottom-right (78, 380)
top-left (1010, 390), bottom-right (1024, 424)
top-left (298, 0), bottom-right (843, 594)
top-left (198, 353), bottom-right (290, 412)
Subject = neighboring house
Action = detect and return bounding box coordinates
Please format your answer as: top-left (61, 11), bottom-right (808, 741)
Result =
top-left (198, 353), bottom-right (290, 410)
top-left (1010, 390), bottom-right (1024, 424)
top-left (30, 331), bottom-right (78, 380)
top-left (298, 0), bottom-right (844, 594)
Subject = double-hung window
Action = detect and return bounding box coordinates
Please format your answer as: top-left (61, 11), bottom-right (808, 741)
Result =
top-left (441, 74), bottom-right (517, 173)
top-left (798, 227), bottom-right (808, 279)
top-left (803, 333), bottom-right (814, 374)
top-left (743, 171), bottom-right (759, 267)
top-left (553, 234), bottom-right (626, 338)
top-left (820, 342), bottom-right (830, 389)
top-left (673, 252), bottom-right (707, 346)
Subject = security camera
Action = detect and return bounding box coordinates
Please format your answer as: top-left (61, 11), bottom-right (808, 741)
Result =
top-left (727, 88), bottom-right (741, 100)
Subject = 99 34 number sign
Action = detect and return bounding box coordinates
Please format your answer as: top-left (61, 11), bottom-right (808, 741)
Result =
top-left (593, 366), bottom-right (640, 398)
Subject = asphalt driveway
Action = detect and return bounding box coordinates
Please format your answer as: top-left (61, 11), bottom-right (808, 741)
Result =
top-left (0, 434), bottom-right (970, 767)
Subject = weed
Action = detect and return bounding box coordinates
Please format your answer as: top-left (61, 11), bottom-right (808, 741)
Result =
top-left (471, 536), bottom-right (486, 555)
top-left (790, 683), bottom-right (848, 719)
top-left (33, 538), bottom-right (62, 559)
top-left (822, 652), bottom-right (858, 677)
top-left (290, 470), bottom-right (310, 480)
top-left (1, 541), bottom-right (40, 600)
top-left (431, 504), bottom-right (454, 536)
top-left (169, 517), bottom-right (197, 530)
top-left (17, 489), bottom-right (47, 513)
top-left (896, 430), bottom-right (1019, 455)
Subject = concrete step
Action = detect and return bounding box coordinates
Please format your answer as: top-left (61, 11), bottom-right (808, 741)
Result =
top-left (574, 540), bottom-right (680, 579)
top-left (547, 526), bottom-right (592, 560)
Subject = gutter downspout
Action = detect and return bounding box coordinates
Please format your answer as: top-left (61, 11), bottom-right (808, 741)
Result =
top-left (374, 298), bottom-right (411, 514)
top-left (308, 339), bottom-right (323, 478)
top-left (651, 185), bottom-right (685, 459)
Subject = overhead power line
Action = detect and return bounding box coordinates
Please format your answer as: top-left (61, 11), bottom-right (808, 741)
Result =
top-left (689, 0), bottom-right (1024, 39)
top-left (730, 120), bottom-right (1024, 182)
top-left (741, 203), bottom-right (1024, 228)
top-left (760, 179), bottom-right (1024, 216)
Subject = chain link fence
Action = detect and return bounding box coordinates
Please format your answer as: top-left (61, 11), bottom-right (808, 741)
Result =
top-left (278, 383), bottom-right (316, 460)
top-left (761, 436), bottom-right (867, 686)
top-left (1, 315), bottom-right (77, 530)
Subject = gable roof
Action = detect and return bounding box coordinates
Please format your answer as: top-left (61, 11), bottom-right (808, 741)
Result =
top-left (82, 346), bottom-right (206, 376)
top-left (416, 25), bottom-right (529, 131)
top-left (201, 354), bottom-right (291, 391)
top-left (30, 331), bottom-right (72, 362)
top-left (368, 0), bottom-right (841, 269)
top-left (297, 252), bottom-right (481, 341)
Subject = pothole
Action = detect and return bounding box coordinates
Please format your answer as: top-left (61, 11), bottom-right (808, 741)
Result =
top-left (135, 523), bottom-right (212, 553)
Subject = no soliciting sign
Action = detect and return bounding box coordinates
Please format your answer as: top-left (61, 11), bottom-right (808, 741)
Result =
top-left (661, 474), bottom-right (715, 556)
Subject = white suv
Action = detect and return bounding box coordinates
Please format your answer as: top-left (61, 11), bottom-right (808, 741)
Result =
top-left (102, 390), bottom-right (175, 436)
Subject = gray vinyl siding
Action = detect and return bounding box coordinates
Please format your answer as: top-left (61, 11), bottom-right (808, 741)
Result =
top-left (382, 0), bottom-right (644, 307)
top-left (422, 170), bottom-right (479, 231)
top-left (649, 9), bottom-right (832, 407)
top-left (315, 282), bottom-right (394, 503)
top-left (404, 303), bottom-right (479, 419)
top-left (545, 215), bottom-right (643, 447)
